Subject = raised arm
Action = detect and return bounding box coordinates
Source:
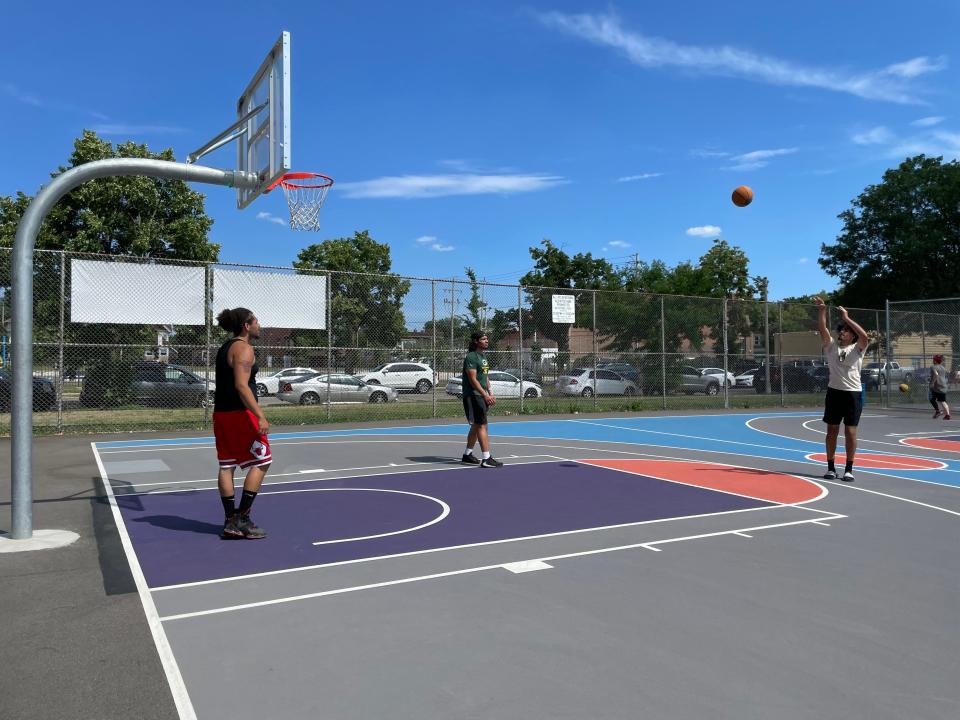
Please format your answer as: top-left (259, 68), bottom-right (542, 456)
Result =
top-left (837, 306), bottom-right (870, 352)
top-left (813, 296), bottom-right (831, 347)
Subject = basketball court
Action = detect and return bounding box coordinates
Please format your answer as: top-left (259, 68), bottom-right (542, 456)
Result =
top-left (5, 28), bottom-right (960, 720)
top-left (86, 410), bottom-right (960, 719)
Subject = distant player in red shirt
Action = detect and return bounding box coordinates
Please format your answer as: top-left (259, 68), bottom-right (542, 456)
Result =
top-left (213, 308), bottom-right (271, 538)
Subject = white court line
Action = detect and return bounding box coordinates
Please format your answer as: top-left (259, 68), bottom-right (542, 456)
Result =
top-left (94, 412), bottom-right (826, 454)
top-left (305, 489), bottom-right (450, 546)
top-left (887, 431), bottom-right (960, 437)
top-left (158, 512), bottom-right (847, 622)
top-left (751, 416), bottom-right (960, 468)
top-left (114, 455), bottom-right (558, 495)
top-left (152, 501), bottom-right (823, 593)
top-left (560, 457), bottom-right (829, 506)
top-left (90, 444), bottom-right (197, 720)
top-left (152, 449), bottom-right (839, 593)
top-left (801, 452), bottom-right (947, 471)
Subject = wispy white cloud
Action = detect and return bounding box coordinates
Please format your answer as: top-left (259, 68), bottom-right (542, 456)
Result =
top-left (3, 83), bottom-right (108, 118)
top-left (538, 12), bottom-right (944, 104)
top-left (884, 56), bottom-right (947, 78)
top-left (256, 211), bottom-right (287, 227)
top-left (691, 148), bottom-right (731, 159)
top-left (608, 240), bottom-right (631, 248)
top-left (2, 83), bottom-right (41, 106)
top-left (852, 126), bottom-right (895, 145)
top-left (339, 173), bottom-right (568, 199)
top-left (726, 147), bottom-right (798, 170)
top-left (687, 225), bottom-right (721, 237)
top-left (415, 235), bottom-right (436, 244)
top-left (431, 243), bottom-right (455, 252)
top-left (93, 124), bottom-right (187, 135)
top-left (617, 173), bottom-right (662, 182)
top-left (912, 116), bottom-right (945, 127)
top-left (798, 257), bottom-right (809, 264)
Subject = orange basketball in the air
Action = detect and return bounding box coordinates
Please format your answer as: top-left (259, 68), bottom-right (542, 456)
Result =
top-left (732, 185), bottom-right (753, 207)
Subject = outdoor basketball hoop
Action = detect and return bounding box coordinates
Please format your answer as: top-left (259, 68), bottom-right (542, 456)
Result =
top-left (266, 172), bottom-right (334, 231)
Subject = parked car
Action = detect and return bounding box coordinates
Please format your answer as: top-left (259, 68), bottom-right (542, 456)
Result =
top-left (0, 370), bottom-right (57, 412)
top-left (810, 366), bottom-right (831, 392)
top-left (80, 361), bottom-right (215, 408)
top-left (861, 361), bottom-right (913, 390)
top-left (597, 362), bottom-right (644, 392)
top-left (255, 367), bottom-right (319, 396)
top-left (679, 366), bottom-right (722, 396)
top-left (734, 368), bottom-right (760, 387)
top-left (359, 362), bottom-right (435, 393)
top-left (276, 374), bottom-right (397, 405)
top-left (700, 366), bottom-right (736, 387)
top-left (500, 367), bottom-right (544, 386)
top-left (556, 367), bottom-right (639, 397)
top-left (446, 371), bottom-right (543, 399)
top-left (752, 365), bottom-right (818, 393)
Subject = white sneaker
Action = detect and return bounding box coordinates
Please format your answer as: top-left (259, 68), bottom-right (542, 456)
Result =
top-left (823, 470), bottom-right (837, 480)
top-left (842, 471), bottom-right (855, 482)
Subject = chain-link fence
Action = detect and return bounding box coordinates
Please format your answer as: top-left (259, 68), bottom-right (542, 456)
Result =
top-left (886, 298), bottom-right (960, 412)
top-left (0, 247), bottom-right (906, 434)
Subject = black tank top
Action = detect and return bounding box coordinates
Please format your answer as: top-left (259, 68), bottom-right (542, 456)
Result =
top-left (214, 338), bottom-right (258, 412)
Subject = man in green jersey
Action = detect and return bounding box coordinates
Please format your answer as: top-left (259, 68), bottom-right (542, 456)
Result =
top-left (461, 331), bottom-right (503, 467)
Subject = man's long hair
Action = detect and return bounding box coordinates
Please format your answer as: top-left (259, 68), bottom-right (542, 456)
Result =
top-left (468, 331), bottom-right (486, 352)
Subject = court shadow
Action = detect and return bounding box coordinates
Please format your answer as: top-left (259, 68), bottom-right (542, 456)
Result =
top-left (130, 515), bottom-right (223, 535)
top-left (701, 467), bottom-right (785, 477)
top-left (405, 456), bottom-right (465, 465)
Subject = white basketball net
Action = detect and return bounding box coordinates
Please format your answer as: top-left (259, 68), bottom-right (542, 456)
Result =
top-left (278, 174), bottom-right (333, 231)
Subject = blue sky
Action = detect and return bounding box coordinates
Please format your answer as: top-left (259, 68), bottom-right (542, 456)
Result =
top-left (2, 1), bottom-right (958, 299)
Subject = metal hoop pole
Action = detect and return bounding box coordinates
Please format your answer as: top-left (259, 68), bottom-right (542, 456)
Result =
top-left (9, 158), bottom-right (257, 539)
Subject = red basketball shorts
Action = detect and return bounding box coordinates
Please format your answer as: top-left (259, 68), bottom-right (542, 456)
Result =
top-left (213, 410), bottom-right (272, 469)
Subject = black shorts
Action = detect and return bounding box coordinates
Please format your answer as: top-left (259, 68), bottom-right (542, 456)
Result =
top-left (932, 390), bottom-right (947, 403)
top-left (823, 387), bottom-right (863, 427)
top-left (463, 394), bottom-right (488, 426)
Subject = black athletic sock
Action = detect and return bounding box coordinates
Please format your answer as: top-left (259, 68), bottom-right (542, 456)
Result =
top-left (827, 458), bottom-right (836, 472)
top-left (844, 459), bottom-right (854, 474)
top-left (221, 494), bottom-right (236, 520)
top-left (238, 489), bottom-right (258, 516)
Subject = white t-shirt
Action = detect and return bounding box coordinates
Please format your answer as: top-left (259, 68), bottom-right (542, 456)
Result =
top-left (825, 340), bottom-right (864, 391)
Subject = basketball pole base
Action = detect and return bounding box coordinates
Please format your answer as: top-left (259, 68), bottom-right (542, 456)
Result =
top-left (0, 529), bottom-right (80, 553)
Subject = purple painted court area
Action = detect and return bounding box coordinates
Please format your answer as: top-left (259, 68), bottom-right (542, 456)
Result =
top-left (117, 461), bottom-right (774, 587)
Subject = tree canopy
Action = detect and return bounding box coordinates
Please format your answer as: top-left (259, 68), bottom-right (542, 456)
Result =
top-left (820, 155), bottom-right (960, 307)
top-left (293, 230), bottom-right (410, 353)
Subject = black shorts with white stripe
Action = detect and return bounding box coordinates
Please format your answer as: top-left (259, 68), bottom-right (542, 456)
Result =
top-left (463, 394), bottom-right (488, 426)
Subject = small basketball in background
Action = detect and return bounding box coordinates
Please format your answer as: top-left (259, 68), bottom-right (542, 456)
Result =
top-left (899, 383), bottom-right (910, 393)
top-left (732, 185), bottom-right (754, 207)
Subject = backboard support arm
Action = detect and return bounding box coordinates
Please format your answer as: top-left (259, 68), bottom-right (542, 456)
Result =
top-left (9, 158), bottom-right (258, 539)
top-left (187, 101), bottom-right (268, 164)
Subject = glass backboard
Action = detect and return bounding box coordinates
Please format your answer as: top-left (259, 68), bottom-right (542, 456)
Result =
top-left (236, 32), bottom-right (291, 209)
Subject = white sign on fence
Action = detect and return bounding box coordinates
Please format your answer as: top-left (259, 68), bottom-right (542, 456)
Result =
top-left (551, 294), bottom-right (576, 324)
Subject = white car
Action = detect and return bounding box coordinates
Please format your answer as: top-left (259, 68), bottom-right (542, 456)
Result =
top-left (276, 374), bottom-right (398, 405)
top-left (360, 362), bottom-right (435, 393)
top-left (555, 367), bottom-right (639, 397)
top-left (701, 367), bottom-right (736, 387)
top-left (734, 368), bottom-right (759, 387)
top-left (446, 371), bottom-right (543, 399)
top-left (256, 367), bottom-right (319, 396)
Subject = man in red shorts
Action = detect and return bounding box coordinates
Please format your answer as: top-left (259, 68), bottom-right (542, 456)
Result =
top-left (213, 307), bottom-right (271, 538)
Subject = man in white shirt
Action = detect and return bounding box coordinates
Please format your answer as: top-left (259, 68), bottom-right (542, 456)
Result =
top-left (814, 296), bottom-right (870, 481)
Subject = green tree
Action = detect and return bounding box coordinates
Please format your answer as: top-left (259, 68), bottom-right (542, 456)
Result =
top-left (820, 155), bottom-right (960, 308)
top-left (0, 130), bottom-right (220, 369)
top-left (519, 240), bottom-right (621, 361)
top-left (293, 231), bottom-right (411, 361)
top-left (463, 267), bottom-right (488, 334)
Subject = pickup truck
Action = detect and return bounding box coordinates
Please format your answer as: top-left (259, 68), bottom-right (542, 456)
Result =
top-left (860, 361), bottom-right (913, 390)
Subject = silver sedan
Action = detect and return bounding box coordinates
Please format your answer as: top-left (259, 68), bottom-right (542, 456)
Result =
top-left (276, 373), bottom-right (398, 405)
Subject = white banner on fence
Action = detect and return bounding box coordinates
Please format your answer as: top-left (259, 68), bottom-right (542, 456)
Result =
top-left (70, 259), bottom-right (206, 325)
top-left (551, 294), bottom-right (576, 324)
top-left (212, 269), bottom-right (326, 329)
